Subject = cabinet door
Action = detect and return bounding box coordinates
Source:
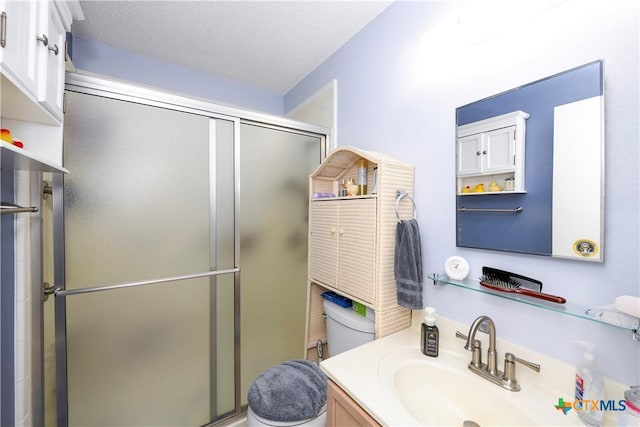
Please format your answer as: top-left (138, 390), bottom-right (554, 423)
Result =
top-left (327, 380), bottom-right (381, 427)
top-left (457, 134), bottom-right (483, 176)
top-left (36, 1), bottom-right (65, 119)
top-left (308, 200), bottom-right (339, 287)
top-left (483, 126), bottom-right (515, 173)
top-left (336, 198), bottom-right (376, 304)
top-left (0, 0), bottom-right (39, 95)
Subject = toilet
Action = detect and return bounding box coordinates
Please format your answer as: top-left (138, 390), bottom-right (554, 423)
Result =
top-left (322, 299), bottom-right (375, 357)
top-left (246, 299), bottom-right (375, 427)
top-left (247, 405), bottom-right (327, 427)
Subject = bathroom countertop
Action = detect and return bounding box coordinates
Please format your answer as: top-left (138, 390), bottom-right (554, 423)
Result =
top-left (320, 311), bottom-right (627, 426)
top-left (320, 314), bottom-right (426, 426)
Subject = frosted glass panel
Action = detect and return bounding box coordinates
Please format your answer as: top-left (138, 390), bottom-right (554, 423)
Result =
top-left (59, 89), bottom-right (325, 424)
top-left (239, 124), bottom-right (320, 403)
top-left (63, 94), bottom-right (211, 285)
top-left (61, 92), bottom-right (235, 425)
top-left (65, 280), bottom-right (212, 426)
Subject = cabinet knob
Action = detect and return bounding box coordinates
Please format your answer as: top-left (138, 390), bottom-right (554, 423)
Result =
top-left (330, 228), bottom-right (337, 235)
top-left (476, 151), bottom-right (481, 156)
top-left (339, 229), bottom-right (344, 235)
top-left (482, 150), bottom-right (487, 155)
top-left (48, 44), bottom-right (59, 55)
top-left (37, 34), bottom-right (49, 47)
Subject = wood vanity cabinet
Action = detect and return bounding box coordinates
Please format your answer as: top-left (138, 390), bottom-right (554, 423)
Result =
top-left (304, 146), bottom-right (415, 361)
top-left (327, 379), bottom-right (381, 427)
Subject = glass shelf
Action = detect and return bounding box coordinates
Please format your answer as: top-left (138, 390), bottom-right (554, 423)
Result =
top-left (428, 273), bottom-right (639, 340)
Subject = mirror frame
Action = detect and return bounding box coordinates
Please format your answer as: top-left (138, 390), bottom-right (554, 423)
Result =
top-left (455, 60), bottom-right (604, 261)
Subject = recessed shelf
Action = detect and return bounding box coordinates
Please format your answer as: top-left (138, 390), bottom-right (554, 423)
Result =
top-left (428, 273), bottom-right (639, 340)
top-left (0, 141), bottom-right (68, 174)
top-left (457, 191), bottom-right (527, 196)
top-left (312, 194), bottom-right (377, 201)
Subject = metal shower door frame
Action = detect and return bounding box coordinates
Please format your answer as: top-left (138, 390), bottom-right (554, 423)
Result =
top-left (52, 108), bottom-right (240, 426)
top-left (50, 74), bottom-right (329, 427)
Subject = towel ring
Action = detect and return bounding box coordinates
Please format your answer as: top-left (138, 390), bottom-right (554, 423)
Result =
top-left (395, 191), bottom-right (416, 222)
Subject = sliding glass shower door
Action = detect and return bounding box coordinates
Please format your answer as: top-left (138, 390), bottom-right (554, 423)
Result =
top-left (239, 123), bottom-right (320, 403)
top-left (48, 82), bottom-right (325, 426)
top-left (57, 91), bottom-right (237, 426)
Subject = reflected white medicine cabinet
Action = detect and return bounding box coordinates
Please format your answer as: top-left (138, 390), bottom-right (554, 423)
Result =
top-left (456, 110), bottom-right (529, 195)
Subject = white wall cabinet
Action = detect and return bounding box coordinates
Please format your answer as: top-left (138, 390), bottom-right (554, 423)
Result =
top-left (458, 126), bottom-right (516, 176)
top-left (0, 0), bottom-right (83, 166)
top-left (456, 111), bottom-right (529, 194)
top-left (0, 0), bottom-right (39, 97)
top-left (37, 0), bottom-right (67, 120)
top-left (305, 146), bottom-right (415, 361)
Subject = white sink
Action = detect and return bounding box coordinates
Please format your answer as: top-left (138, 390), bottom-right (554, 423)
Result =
top-left (378, 346), bottom-right (581, 426)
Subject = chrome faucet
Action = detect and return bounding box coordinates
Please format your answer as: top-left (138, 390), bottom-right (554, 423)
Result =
top-left (464, 315), bottom-right (498, 376)
top-left (456, 315), bottom-right (540, 392)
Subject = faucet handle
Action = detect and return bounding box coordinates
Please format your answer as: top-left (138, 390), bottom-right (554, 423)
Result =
top-left (456, 331), bottom-right (483, 368)
top-left (470, 339), bottom-right (482, 368)
top-left (502, 352), bottom-right (541, 391)
top-left (507, 352), bottom-right (541, 373)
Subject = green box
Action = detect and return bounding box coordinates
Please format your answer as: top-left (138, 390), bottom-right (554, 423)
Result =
top-left (352, 301), bottom-right (366, 317)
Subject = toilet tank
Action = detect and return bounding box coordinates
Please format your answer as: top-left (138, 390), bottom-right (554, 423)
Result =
top-left (323, 300), bottom-right (374, 357)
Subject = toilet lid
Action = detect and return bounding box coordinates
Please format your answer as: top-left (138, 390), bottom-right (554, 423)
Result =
top-left (247, 359), bottom-right (327, 422)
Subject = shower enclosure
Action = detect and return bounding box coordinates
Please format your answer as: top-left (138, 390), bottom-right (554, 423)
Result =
top-left (45, 75), bottom-right (327, 426)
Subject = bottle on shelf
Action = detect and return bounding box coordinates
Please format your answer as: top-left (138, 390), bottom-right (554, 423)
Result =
top-left (357, 158), bottom-right (368, 195)
top-left (339, 179), bottom-right (348, 197)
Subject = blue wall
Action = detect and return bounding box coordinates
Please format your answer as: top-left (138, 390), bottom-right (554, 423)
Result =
top-left (69, 0), bottom-right (639, 386)
top-left (287, 1), bottom-right (639, 386)
top-left (72, 36), bottom-right (284, 115)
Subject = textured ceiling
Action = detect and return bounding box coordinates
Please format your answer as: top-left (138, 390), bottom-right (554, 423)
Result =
top-left (72, 1), bottom-right (393, 94)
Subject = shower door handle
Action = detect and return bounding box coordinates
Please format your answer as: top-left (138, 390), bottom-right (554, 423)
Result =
top-left (55, 268), bottom-right (241, 298)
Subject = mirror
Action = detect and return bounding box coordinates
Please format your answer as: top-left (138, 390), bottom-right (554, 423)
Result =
top-left (455, 61), bottom-right (604, 261)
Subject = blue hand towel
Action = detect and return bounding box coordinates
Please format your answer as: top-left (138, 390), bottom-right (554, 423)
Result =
top-left (394, 219), bottom-right (423, 309)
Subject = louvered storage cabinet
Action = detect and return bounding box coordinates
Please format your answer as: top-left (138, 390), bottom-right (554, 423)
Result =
top-left (309, 198), bottom-right (376, 303)
top-left (304, 146), bottom-right (415, 361)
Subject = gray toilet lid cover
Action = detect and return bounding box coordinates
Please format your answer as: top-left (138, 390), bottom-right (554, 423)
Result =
top-left (247, 359), bottom-right (327, 422)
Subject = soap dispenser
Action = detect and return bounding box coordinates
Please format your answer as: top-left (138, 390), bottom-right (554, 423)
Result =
top-left (575, 341), bottom-right (604, 426)
top-left (421, 307), bottom-right (439, 357)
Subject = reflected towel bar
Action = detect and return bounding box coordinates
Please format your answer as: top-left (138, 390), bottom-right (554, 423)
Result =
top-left (1, 202), bottom-right (38, 215)
top-left (458, 206), bottom-right (523, 213)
